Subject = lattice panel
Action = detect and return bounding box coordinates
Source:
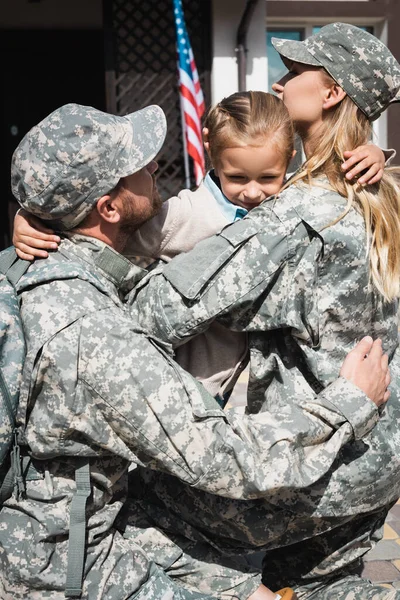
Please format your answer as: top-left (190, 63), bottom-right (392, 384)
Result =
top-left (107, 0), bottom-right (211, 199)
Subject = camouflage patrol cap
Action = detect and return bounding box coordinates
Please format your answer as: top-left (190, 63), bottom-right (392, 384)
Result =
top-left (12, 103), bottom-right (167, 230)
top-left (272, 22), bottom-right (400, 121)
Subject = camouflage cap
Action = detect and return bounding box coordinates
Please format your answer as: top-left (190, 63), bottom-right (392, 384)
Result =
top-left (271, 22), bottom-right (400, 121)
top-left (11, 103), bottom-right (167, 230)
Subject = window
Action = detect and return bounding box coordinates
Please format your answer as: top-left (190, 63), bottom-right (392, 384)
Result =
top-left (311, 26), bottom-right (372, 35)
top-left (266, 29), bottom-right (303, 92)
top-left (267, 26), bottom-right (374, 90)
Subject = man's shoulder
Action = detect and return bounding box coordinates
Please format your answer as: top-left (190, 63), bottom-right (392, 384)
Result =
top-left (17, 238), bottom-right (122, 299)
top-left (18, 246), bottom-right (118, 347)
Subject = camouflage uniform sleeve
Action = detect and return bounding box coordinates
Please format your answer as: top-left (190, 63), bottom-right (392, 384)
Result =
top-left (131, 201), bottom-right (303, 344)
top-left (80, 312), bottom-right (378, 498)
top-left (131, 199), bottom-right (378, 443)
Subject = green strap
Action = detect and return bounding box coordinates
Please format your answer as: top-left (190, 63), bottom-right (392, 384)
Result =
top-left (7, 258), bottom-right (31, 287)
top-left (93, 245), bottom-right (132, 283)
top-left (1, 456), bottom-right (45, 504)
top-left (0, 439), bottom-right (33, 504)
top-left (0, 248), bottom-right (19, 274)
top-left (0, 247), bottom-right (30, 284)
top-left (65, 460), bottom-right (91, 598)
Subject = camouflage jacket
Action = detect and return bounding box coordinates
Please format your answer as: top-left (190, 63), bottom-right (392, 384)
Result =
top-left (131, 177), bottom-right (400, 585)
top-left (0, 231), bottom-right (385, 598)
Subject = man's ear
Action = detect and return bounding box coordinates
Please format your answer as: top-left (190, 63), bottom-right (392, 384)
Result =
top-left (322, 84), bottom-right (347, 110)
top-left (96, 194), bottom-right (122, 224)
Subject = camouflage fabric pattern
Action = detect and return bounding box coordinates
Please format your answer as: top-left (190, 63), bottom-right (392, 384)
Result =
top-left (1, 231), bottom-right (392, 598)
top-left (293, 574), bottom-right (400, 599)
top-left (272, 22), bottom-right (400, 121)
top-left (272, 508), bottom-right (400, 600)
top-left (1, 236), bottom-right (266, 598)
top-left (132, 176), bottom-right (400, 591)
top-left (0, 252), bottom-right (26, 466)
top-left (11, 103), bottom-right (166, 230)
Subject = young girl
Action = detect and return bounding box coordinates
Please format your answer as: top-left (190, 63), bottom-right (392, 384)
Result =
top-left (12, 91), bottom-right (389, 407)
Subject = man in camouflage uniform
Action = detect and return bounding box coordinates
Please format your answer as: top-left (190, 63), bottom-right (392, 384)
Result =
top-left (129, 24), bottom-right (400, 600)
top-left (0, 98), bottom-right (391, 599)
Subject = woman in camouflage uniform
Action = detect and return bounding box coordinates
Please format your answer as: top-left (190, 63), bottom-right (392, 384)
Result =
top-left (132, 23), bottom-right (400, 600)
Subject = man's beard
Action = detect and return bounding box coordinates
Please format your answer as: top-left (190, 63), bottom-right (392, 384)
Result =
top-left (118, 178), bottom-right (163, 243)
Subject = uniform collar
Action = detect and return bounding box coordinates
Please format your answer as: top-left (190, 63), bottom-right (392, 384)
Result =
top-left (63, 233), bottom-right (146, 295)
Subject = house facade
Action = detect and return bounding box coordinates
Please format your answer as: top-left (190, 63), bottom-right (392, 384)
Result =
top-left (1, 0), bottom-right (399, 248)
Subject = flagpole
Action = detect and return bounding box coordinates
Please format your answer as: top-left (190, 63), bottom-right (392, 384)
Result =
top-left (179, 89), bottom-right (191, 189)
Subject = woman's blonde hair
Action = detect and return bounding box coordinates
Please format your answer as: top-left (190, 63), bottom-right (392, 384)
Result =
top-left (204, 91), bottom-right (294, 169)
top-left (288, 72), bottom-right (400, 302)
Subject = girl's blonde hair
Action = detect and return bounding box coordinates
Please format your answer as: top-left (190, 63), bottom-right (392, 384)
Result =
top-left (288, 72), bottom-right (400, 302)
top-left (204, 91), bottom-right (294, 168)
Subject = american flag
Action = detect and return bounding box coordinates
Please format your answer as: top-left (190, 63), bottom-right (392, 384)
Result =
top-left (173, 0), bottom-right (205, 186)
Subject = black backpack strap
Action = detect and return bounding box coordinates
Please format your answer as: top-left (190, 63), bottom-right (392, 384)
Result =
top-left (65, 459), bottom-right (91, 598)
top-left (0, 461), bottom-right (16, 504)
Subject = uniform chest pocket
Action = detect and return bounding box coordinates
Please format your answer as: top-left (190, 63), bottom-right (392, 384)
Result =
top-left (163, 218), bottom-right (260, 300)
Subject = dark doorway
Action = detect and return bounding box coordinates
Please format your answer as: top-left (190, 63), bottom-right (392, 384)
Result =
top-left (0, 29), bottom-right (105, 249)
top-left (104, 0), bottom-right (211, 200)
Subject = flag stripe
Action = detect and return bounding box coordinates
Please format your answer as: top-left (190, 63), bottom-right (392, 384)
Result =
top-left (187, 125), bottom-right (204, 159)
top-left (185, 114), bottom-right (203, 151)
top-left (187, 139), bottom-right (204, 169)
top-left (181, 91), bottom-right (203, 138)
top-left (179, 70), bottom-right (202, 119)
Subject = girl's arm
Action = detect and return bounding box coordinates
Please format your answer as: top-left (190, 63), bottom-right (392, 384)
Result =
top-left (13, 184), bottom-right (221, 263)
top-left (13, 200), bottom-right (178, 262)
top-left (13, 209), bottom-right (60, 260)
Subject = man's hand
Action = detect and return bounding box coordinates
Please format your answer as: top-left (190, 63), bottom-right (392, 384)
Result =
top-left (341, 144), bottom-right (385, 186)
top-left (13, 209), bottom-right (60, 261)
top-left (340, 336), bottom-right (390, 407)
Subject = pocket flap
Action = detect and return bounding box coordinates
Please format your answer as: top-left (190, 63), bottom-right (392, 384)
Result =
top-left (218, 218), bottom-right (260, 246)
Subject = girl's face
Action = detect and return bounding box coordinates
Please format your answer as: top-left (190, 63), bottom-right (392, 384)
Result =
top-left (214, 142), bottom-right (288, 210)
top-left (272, 62), bottom-right (330, 134)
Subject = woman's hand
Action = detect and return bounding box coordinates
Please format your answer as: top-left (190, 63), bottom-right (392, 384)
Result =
top-left (13, 209), bottom-right (60, 260)
top-left (340, 336), bottom-right (390, 407)
top-left (341, 144), bottom-right (385, 186)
